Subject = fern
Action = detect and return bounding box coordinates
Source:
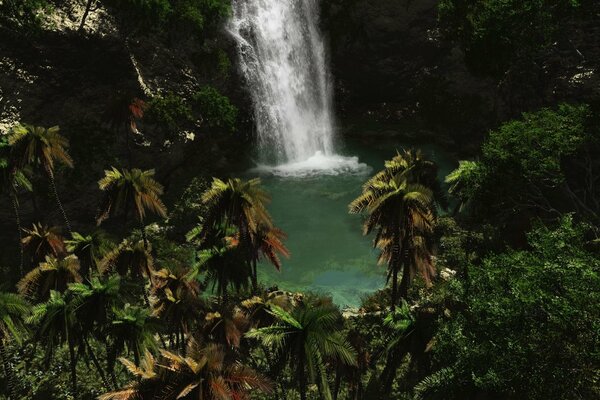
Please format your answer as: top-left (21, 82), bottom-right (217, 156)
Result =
top-left (413, 367), bottom-right (456, 399)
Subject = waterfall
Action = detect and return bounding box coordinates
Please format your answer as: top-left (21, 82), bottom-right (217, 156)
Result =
top-left (229, 0), bottom-right (335, 164)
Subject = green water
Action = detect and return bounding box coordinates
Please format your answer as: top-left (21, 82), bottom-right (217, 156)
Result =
top-left (244, 139), bottom-right (455, 308)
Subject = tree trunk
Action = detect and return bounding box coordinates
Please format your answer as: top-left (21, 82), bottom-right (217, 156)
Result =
top-left (333, 365), bottom-right (342, 400)
top-left (47, 168), bottom-right (72, 235)
top-left (30, 190), bottom-right (40, 221)
top-left (67, 340), bottom-right (78, 399)
top-left (390, 237), bottom-right (402, 312)
top-left (106, 344), bottom-right (119, 389)
top-left (298, 353), bottom-right (307, 400)
top-left (143, 288), bottom-right (152, 308)
top-left (125, 123), bottom-right (133, 169)
top-left (398, 256), bottom-right (411, 301)
top-left (78, 0), bottom-right (95, 31)
top-left (133, 348), bottom-right (140, 367)
top-left (140, 221), bottom-right (149, 250)
top-left (252, 258), bottom-right (258, 292)
top-left (391, 266), bottom-right (398, 312)
top-left (180, 326), bottom-right (186, 356)
top-left (398, 237), bottom-right (412, 301)
top-left (85, 337), bottom-right (111, 391)
top-left (10, 192), bottom-right (24, 277)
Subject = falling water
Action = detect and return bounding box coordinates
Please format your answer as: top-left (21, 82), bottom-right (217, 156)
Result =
top-left (229, 0), bottom-right (343, 169)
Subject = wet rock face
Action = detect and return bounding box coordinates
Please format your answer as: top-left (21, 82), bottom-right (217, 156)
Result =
top-left (322, 0), bottom-right (498, 148)
top-left (323, 0), bottom-right (451, 104)
top-left (322, 0), bottom-right (599, 144)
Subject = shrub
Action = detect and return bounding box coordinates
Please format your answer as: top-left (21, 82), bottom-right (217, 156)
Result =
top-left (192, 86), bottom-right (237, 132)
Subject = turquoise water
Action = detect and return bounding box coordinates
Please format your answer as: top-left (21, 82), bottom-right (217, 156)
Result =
top-left (245, 139), bottom-right (455, 307)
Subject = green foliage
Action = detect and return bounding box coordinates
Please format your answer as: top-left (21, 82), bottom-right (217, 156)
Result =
top-left (447, 104), bottom-right (600, 231)
top-left (103, 0), bottom-right (230, 35)
top-left (0, 292), bottom-right (30, 343)
top-left (167, 177), bottom-right (210, 238)
top-left (424, 216), bottom-right (600, 399)
top-left (247, 303), bottom-right (357, 400)
top-left (0, 0), bottom-right (51, 31)
top-left (171, 0), bottom-right (231, 34)
top-left (102, 0), bottom-right (172, 28)
top-left (192, 86), bottom-right (238, 132)
top-left (0, 135), bottom-right (32, 196)
top-left (146, 93), bottom-right (193, 133)
top-left (438, 0), bottom-right (580, 76)
top-left (215, 49), bottom-right (232, 78)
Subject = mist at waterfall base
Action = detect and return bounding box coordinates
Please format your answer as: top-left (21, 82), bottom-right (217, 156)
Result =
top-left (229, 0), bottom-right (451, 307)
top-left (229, 0), bottom-right (366, 177)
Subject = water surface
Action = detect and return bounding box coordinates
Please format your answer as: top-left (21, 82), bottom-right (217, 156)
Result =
top-left (246, 138), bottom-right (455, 307)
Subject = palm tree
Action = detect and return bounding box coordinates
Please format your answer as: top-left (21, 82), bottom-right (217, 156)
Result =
top-left (99, 238), bottom-right (154, 279)
top-left (247, 304), bottom-right (357, 400)
top-left (28, 290), bottom-right (80, 398)
top-left (8, 124), bottom-right (74, 233)
top-left (445, 160), bottom-right (481, 212)
top-left (66, 231), bottom-right (113, 278)
top-left (0, 292), bottom-right (30, 399)
top-left (196, 178), bottom-right (276, 292)
top-left (151, 268), bottom-right (203, 352)
top-left (1, 135), bottom-right (32, 276)
top-left (106, 305), bottom-right (158, 375)
top-left (18, 254), bottom-right (82, 300)
top-left (379, 149), bottom-right (447, 209)
top-left (69, 276), bottom-right (122, 390)
top-left (201, 178), bottom-right (272, 239)
top-left (191, 245), bottom-right (250, 303)
top-left (200, 303), bottom-right (249, 349)
top-left (100, 341), bottom-right (272, 400)
top-left (22, 222), bottom-right (67, 266)
top-left (100, 238), bottom-right (155, 306)
top-left (97, 167), bottom-right (167, 248)
top-left (350, 153), bottom-right (436, 310)
top-left (247, 224), bottom-right (290, 291)
top-left (99, 238), bottom-right (153, 279)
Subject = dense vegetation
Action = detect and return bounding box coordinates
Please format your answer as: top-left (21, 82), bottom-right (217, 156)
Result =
top-left (1, 1), bottom-right (599, 400)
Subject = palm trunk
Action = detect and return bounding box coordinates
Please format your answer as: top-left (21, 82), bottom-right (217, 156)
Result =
top-left (78, 0), bottom-right (95, 31)
top-left (391, 266), bottom-right (398, 312)
top-left (47, 168), bottom-right (72, 235)
top-left (106, 344), bottom-right (119, 389)
top-left (333, 365), bottom-right (342, 400)
top-left (357, 377), bottom-right (363, 400)
top-left (398, 256), bottom-right (411, 301)
top-left (143, 289), bottom-right (152, 308)
top-left (219, 269), bottom-right (228, 306)
top-left (68, 339), bottom-right (78, 399)
top-left (180, 326), bottom-right (186, 356)
top-left (140, 220), bottom-right (149, 249)
top-left (125, 125), bottom-right (133, 169)
top-left (10, 192), bottom-right (24, 277)
top-left (298, 352), bottom-right (307, 400)
top-left (251, 258), bottom-right (258, 292)
top-left (85, 337), bottom-right (111, 391)
top-left (158, 333), bottom-right (168, 350)
top-left (30, 190), bottom-right (40, 221)
top-left (390, 236), bottom-right (401, 312)
top-left (133, 348), bottom-right (140, 367)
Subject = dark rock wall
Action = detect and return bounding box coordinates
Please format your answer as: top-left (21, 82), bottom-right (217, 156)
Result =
top-left (322, 0), bottom-right (599, 146)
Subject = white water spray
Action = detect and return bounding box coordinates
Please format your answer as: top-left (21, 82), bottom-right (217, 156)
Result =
top-left (229, 0), bottom-right (367, 176)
